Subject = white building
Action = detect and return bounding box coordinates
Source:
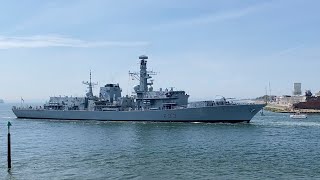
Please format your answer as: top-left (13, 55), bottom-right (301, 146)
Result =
top-left (275, 95), bottom-right (306, 107)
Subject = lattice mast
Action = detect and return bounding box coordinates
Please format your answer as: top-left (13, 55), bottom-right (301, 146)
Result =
top-left (82, 71), bottom-right (98, 99)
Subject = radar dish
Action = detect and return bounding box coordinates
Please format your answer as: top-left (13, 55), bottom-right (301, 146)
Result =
top-left (139, 55), bottom-right (148, 60)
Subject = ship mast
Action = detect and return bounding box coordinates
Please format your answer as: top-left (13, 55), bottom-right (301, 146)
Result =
top-left (82, 71), bottom-right (98, 99)
top-left (129, 55), bottom-right (157, 110)
top-left (129, 55), bottom-right (157, 93)
top-left (139, 55), bottom-right (153, 92)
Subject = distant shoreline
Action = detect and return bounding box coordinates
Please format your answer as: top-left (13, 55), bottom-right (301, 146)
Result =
top-left (264, 104), bottom-right (320, 113)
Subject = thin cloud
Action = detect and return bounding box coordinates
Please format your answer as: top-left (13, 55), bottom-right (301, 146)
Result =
top-left (262, 44), bottom-right (306, 60)
top-left (154, 2), bottom-right (272, 30)
top-left (275, 44), bottom-right (306, 56)
top-left (0, 35), bottom-right (150, 49)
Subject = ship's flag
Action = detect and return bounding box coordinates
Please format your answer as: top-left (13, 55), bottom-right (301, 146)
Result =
top-left (21, 97), bottom-right (24, 103)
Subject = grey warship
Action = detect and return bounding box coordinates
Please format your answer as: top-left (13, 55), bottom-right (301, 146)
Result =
top-left (12, 55), bottom-right (265, 123)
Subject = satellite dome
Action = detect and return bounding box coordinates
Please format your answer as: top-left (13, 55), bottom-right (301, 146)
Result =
top-left (139, 55), bottom-right (148, 60)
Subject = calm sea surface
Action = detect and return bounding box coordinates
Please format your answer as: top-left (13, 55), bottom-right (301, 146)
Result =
top-left (0, 103), bottom-right (319, 179)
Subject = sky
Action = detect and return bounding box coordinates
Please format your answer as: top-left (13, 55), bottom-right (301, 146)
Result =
top-left (0, 0), bottom-right (320, 102)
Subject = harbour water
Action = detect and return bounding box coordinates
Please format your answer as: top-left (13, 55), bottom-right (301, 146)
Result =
top-left (0, 104), bottom-right (319, 179)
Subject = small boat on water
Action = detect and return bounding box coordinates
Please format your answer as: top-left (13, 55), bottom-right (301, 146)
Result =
top-left (290, 112), bottom-right (307, 119)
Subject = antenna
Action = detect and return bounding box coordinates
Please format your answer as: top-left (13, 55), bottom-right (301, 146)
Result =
top-left (265, 86), bottom-right (268, 104)
top-left (269, 82), bottom-right (272, 102)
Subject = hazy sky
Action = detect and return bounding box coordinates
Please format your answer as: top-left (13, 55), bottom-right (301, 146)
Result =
top-left (1, 0), bottom-right (320, 102)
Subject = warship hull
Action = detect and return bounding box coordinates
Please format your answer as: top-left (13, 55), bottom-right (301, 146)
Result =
top-left (13, 104), bottom-right (265, 123)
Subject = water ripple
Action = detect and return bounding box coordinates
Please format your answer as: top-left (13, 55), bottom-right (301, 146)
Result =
top-left (0, 106), bottom-right (320, 179)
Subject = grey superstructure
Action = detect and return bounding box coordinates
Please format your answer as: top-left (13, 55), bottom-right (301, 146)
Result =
top-left (13, 55), bottom-right (265, 123)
